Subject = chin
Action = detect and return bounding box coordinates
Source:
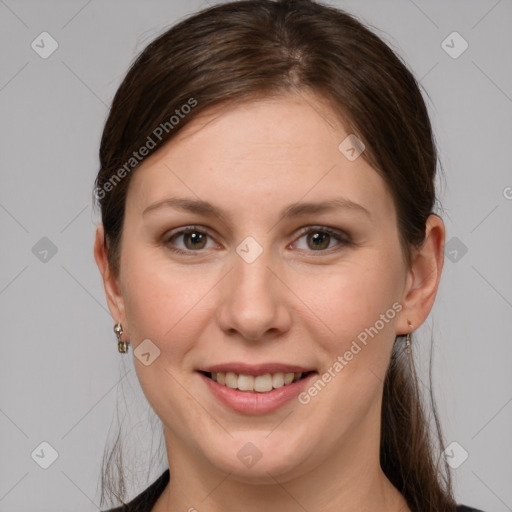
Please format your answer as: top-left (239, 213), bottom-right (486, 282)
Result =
top-left (199, 434), bottom-right (312, 483)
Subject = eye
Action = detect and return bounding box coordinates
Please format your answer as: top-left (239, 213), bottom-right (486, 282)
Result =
top-left (163, 225), bottom-right (351, 256)
top-left (163, 226), bottom-right (216, 254)
top-left (292, 226), bottom-right (351, 253)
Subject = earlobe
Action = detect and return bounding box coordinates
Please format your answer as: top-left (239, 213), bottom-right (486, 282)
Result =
top-left (396, 214), bottom-right (445, 335)
top-left (93, 224), bottom-right (126, 325)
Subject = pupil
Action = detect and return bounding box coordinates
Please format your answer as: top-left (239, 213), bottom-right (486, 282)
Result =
top-left (186, 232), bottom-right (205, 249)
top-left (183, 231), bottom-right (330, 251)
top-left (309, 232), bottom-right (329, 250)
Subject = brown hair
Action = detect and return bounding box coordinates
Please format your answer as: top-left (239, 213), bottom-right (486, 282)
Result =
top-left (94, 1), bottom-right (454, 510)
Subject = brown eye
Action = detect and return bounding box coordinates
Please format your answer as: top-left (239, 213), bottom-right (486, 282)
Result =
top-left (293, 227), bottom-right (351, 253)
top-left (181, 230), bottom-right (207, 250)
top-left (164, 226), bottom-right (213, 254)
top-left (163, 225), bottom-right (350, 256)
top-left (306, 231), bottom-right (331, 250)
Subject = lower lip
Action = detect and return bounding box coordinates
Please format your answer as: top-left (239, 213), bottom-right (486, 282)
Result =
top-left (199, 372), bottom-right (317, 415)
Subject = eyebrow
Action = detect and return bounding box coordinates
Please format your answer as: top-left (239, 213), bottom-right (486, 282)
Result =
top-left (142, 196), bottom-right (371, 222)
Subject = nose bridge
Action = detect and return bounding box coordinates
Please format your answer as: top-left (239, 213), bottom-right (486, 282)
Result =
top-left (217, 235), bottom-right (290, 340)
top-left (235, 240), bottom-right (273, 292)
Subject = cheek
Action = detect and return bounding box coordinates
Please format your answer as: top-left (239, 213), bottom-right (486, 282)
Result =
top-left (295, 262), bottom-right (400, 425)
top-left (120, 245), bottom-right (217, 356)
top-left (295, 257), bottom-right (400, 340)
top-left (292, 254), bottom-right (403, 410)
top-left (119, 247), bottom-right (217, 424)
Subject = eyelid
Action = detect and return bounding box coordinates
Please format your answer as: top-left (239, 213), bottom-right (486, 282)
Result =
top-left (290, 225), bottom-right (351, 252)
top-left (293, 225), bottom-right (350, 242)
top-left (163, 225), bottom-right (218, 247)
top-left (162, 224), bottom-right (351, 255)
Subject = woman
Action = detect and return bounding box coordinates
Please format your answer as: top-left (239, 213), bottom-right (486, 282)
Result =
top-left (93, 1), bottom-right (484, 510)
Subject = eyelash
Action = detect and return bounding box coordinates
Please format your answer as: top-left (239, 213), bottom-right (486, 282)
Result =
top-left (162, 225), bottom-right (352, 256)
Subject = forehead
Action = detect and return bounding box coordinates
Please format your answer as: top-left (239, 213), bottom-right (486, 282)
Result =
top-left (126, 93), bottom-right (396, 225)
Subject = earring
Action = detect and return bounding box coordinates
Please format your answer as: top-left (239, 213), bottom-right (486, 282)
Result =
top-left (114, 322), bottom-right (129, 353)
top-left (406, 320), bottom-right (413, 350)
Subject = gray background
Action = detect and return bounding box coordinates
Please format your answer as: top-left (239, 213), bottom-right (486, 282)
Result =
top-left (1, 1), bottom-right (511, 511)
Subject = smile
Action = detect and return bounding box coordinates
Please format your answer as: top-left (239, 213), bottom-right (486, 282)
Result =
top-left (201, 370), bottom-right (315, 393)
top-left (198, 370), bottom-right (318, 415)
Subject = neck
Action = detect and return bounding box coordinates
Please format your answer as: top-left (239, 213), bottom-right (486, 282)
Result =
top-left (153, 417), bottom-right (410, 512)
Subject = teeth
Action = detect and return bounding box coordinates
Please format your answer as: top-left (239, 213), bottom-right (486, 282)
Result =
top-left (225, 372), bottom-right (238, 389)
top-left (254, 374), bottom-right (273, 392)
top-left (238, 374), bottom-right (254, 391)
top-left (272, 373), bottom-right (284, 388)
top-left (209, 371), bottom-right (304, 393)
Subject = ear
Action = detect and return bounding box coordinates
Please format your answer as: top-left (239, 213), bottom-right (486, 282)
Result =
top-left (94, 224), bottom-right (128, 334)
top-left (396, 214), bottom-right (445, 335)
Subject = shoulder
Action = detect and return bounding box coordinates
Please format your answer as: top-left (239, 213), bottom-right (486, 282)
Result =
top-left (100, 469), bottom-right (170, 512)
top-left (103, 500), bottom-right (486, 512)
top-left (100, 476), bottom-right (485, 512)
top-left (102, 500), bottom-right (486, 512)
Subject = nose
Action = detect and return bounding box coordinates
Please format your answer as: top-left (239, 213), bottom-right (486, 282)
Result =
top-left (216, 245), bottom-right (292, 342)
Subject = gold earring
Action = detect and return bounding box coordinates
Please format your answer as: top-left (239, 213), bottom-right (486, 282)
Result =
top-left (406, 320), bottom-right (413, 350)
top-left (114, 322), bottom-right (129, 353)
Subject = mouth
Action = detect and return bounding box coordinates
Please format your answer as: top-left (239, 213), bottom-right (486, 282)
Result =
top-left (198, 370), bottom-right (317, 393)
top-left (198, 368), bottom-right (319, 415)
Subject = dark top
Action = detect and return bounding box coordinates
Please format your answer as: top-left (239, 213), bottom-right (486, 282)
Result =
top-left (102, 469), bottom-right (485, 512)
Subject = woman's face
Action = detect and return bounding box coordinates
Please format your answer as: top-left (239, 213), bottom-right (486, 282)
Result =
top-left (96, 92), bottom-right (439, 483)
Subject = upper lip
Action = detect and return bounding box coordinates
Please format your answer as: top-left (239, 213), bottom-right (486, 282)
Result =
top-left (198, 362), bottom-right (317, 377)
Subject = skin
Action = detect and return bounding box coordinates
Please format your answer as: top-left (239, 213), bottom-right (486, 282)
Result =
top-left (94, 91), bottom-right (445, 512)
